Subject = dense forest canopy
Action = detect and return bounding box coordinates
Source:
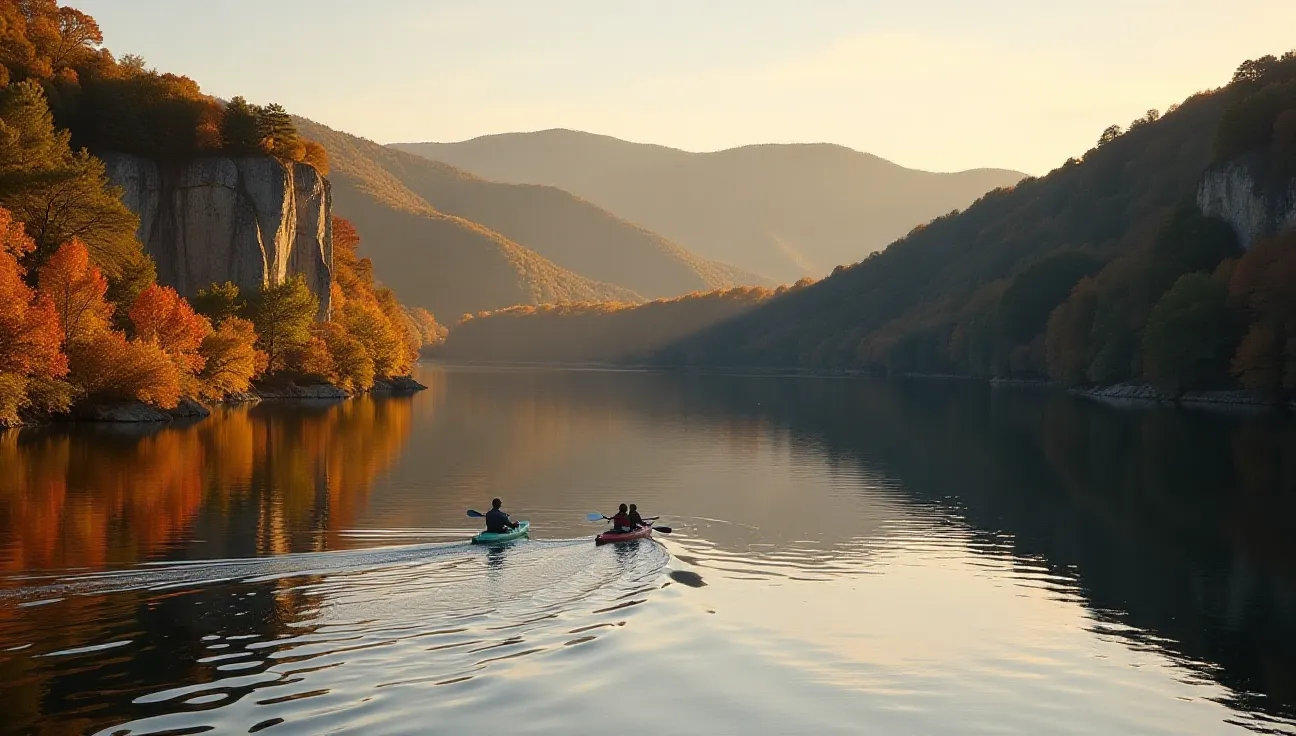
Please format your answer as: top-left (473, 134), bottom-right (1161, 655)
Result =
top-left (654, 50), bottom-right (1296, 397)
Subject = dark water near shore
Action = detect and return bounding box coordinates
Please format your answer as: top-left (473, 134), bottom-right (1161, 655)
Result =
top-left (2, 365), bottom-right (1296, 734)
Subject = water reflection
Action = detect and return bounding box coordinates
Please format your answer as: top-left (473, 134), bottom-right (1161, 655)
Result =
top-left (0, 394), bottom-right (416, 571)
top-left (2, 367), bottom-right (1295, 734)
top-left (0, 394), bottom-right (418, 733)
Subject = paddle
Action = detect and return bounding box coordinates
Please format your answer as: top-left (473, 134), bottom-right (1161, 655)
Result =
top-left (584, 513), bottom-right (672, 534)
top-left (467, 510), bottom-right (485, 518)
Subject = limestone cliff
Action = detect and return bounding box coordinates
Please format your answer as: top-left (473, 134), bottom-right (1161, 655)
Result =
top-left (102, 153), bottom-right (333, 318)
top-left (1197, 159), bottom-right (1296, 249)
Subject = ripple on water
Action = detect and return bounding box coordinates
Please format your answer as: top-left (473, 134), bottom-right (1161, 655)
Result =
top-left (0, 538), bottom-right (671, 735)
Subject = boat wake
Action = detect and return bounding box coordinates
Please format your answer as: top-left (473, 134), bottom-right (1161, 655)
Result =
top-left (0, 538), bottom-right (672, 735)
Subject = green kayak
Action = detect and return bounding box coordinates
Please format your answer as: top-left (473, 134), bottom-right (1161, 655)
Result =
top-left (471, 520), bottom-right (530, 544)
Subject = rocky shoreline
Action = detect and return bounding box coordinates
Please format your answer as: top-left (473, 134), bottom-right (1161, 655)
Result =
top-left (1066, 382), bottom-right (1293, 411)
top-left (2, 376), bottom-right (428, 428)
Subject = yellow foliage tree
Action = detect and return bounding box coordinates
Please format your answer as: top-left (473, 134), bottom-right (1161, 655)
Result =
top-left (197, 316), bottom-right (264, 401)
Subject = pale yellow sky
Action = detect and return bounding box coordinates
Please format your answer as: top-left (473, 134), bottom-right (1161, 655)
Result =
top-left (81, 0), bottom-right (1296, 174)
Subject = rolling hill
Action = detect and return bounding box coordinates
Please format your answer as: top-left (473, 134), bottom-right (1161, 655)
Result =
top-left (393, 131), bottom-right (1027, 283)
top-left (294, 120), bottom-right (763, 318)
top-left (289, 118), bottom-right (639, 319)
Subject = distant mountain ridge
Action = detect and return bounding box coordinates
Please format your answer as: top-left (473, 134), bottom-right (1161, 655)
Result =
top-left (393, 130), bottom-right (1027, 282)
top-left (294, 120), bottom-right (764, 320)
top-left (292, 118), bottom-right (645, 319)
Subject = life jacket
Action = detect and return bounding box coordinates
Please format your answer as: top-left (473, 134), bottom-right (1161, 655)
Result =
top-left (612, 512), bottom-right (631, 529)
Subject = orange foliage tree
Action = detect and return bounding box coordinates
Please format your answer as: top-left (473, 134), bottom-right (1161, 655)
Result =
top-left (129, 283), bottom-right (211, 373)
top-left (0, 206), bottom-right (68, 422)
top-left (67, 329), bottom-right (181, 408)
top-left (37, 239), bottom-right (182, 408)
top-left (35, 238), bottom-right (112, 344)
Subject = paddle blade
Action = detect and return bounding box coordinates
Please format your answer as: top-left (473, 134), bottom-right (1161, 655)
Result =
top-left (652, 526), bottom-right (673, 534)
top-left (586, 513), bottom-right (605, 522)
top-left (467, 510), bottom-right (485, 518)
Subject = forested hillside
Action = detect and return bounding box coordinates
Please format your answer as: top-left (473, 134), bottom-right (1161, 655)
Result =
top-left (396, 131), bottom-right (1025, 283)
top-left (654, 51), bottom-right (1296, 398)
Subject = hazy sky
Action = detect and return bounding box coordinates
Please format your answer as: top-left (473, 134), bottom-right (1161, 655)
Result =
top-left (79, 0), bottom-right (1295, 174)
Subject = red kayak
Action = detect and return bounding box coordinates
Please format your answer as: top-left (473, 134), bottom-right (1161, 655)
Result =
top-left (595, 526), bottom-right (654, 545)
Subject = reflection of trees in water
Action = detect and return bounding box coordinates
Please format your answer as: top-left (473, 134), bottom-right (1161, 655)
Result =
top-left (0, 395), bottom-right (415, 572)
top-left (0, 394), bottom-right (417, 733)
top-left (694, 377), bottom-right (1296, 722)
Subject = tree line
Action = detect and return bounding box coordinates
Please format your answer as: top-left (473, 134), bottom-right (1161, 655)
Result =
top-left (0, 0), bottom-right (327, 169)
top-left (1, 207), bottom-right (442, 425)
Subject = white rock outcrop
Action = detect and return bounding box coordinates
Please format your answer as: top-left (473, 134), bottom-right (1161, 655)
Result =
top-left (1197, 161), bottom-right (1296, 250)
top-left (102, 153), bottom-right (333, 318)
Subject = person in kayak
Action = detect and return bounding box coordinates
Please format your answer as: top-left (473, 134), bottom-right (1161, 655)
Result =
top-left (610, 504), bottom-right (633, 533)
top-left (628, 504), bottom-right (651, 529)
top-left (485, 498), bottom-right (519, 533)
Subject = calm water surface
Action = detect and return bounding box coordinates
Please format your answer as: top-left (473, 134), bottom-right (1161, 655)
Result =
top-left (2, 365), bottom-right (1296, 734)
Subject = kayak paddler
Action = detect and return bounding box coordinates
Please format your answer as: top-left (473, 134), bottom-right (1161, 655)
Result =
top-left (628, 504), bottom-right (650, 529)
top-left (485, 498), bottom-right (520, 533)
top-left (610, 503), bottom-right (633, 533)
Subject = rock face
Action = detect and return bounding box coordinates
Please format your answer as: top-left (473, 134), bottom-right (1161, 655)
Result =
top-left (1197, 160), bottom-right (1296, 250)
top-left (102, 153), bottom-right (333, 318)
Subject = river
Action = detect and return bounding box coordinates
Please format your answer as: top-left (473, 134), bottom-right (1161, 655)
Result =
top-left (2, 365), bottom-right (1295, 735)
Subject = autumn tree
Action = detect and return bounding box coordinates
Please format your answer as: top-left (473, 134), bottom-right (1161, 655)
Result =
top-left (49, 6), bottom-right (102, 69)
top-left (197, 316), bottom-right (263, 400)
top-left (249, 275), bottom-right (318, 373)
top-left (340, 299), bottom-right (403, 377)
top-left (0, 205), bottom-right (67, 422)
top-left (286, 335), bottom-right (333, 382)
top-left (68, 329), bottom-right (181, 408)
top-left (36, 238), bottom-right (111, 345)
top-left (33, 238), bottom-right (181, 408)
top-left (302, 139), bottom-right (329, 174)
top-left (129, 283), bottom-right (212, 373)
top-left (314, 321), bottom-right (374, 391)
